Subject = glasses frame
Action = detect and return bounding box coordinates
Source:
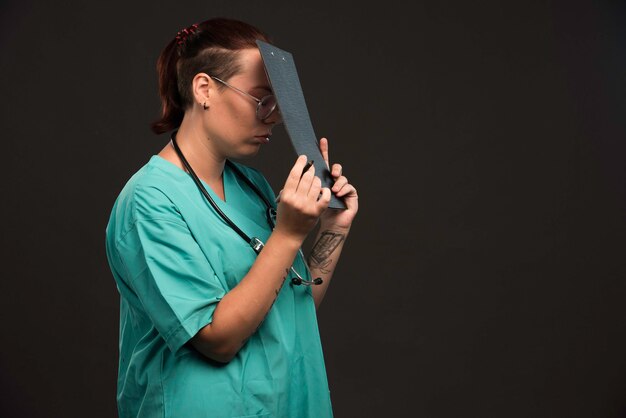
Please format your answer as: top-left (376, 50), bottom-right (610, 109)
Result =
top-left (210, 76), bottom-right (279, 122)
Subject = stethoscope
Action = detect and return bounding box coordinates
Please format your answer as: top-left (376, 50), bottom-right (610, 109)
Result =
top-left (170, 130), bottom-right (322, 286)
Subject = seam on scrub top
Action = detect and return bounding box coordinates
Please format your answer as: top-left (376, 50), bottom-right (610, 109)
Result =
top-left (116, 218), bottom-right (189, 246)
top-left (232, 162), bottom-right (278, 203)
top-left (159, 349), bottom-right (166, 418)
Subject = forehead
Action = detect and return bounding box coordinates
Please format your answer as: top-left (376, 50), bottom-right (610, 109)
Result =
top-left (231, 48), bottom-right (268, 85)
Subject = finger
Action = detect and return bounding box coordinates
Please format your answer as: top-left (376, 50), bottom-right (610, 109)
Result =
top-left (308, 176), bottom-right (322, 200)
top-left (295, 162), bottom-right (316, 195)
top-left (284, 155), bottom-right (308, 192)
top-left (319, 137), bottom-right (330, 169)
top-left (331, 163), bottom-right (343, 178)
top-left (335, 184), bottom-right (357, 198)
top-left (316, 187), bottom-right (332, 211)
top-left (331, 175), bottom-right (348, 193)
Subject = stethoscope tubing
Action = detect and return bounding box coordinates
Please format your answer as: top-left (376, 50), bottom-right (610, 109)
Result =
top-left (170, 130), bottom-right (321, 286)
top-left (171, 132), bottom-right (252, 244)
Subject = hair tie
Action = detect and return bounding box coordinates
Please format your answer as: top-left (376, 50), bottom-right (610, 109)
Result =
top-left (175, 23), bottom-right (199, 47)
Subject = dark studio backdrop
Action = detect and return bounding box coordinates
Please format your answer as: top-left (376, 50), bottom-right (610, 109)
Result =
top-left (1, 1), bottom-right (625, 417)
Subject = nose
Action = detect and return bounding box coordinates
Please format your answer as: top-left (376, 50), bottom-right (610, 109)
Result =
top-left (263, 107), bottom-right (282, 126)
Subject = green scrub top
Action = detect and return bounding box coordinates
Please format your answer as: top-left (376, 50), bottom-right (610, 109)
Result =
top-left (105, 156), bottom-right (333, 418)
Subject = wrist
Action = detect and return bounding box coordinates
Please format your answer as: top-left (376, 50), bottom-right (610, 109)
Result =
top-left (318, 222), bottom-right (351, 234)
top-left (269, 227), bottom-right (305, 250)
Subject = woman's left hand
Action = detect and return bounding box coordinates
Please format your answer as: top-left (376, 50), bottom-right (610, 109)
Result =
top-left (318, 137), bottom-right (358, 231)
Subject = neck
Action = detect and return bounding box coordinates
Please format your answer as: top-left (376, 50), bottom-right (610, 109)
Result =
top-left (174, 115), bottom-right (225, 184)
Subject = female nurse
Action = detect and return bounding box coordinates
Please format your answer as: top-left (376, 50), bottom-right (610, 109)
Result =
top-left (105, 17), bottom-right (358, 418)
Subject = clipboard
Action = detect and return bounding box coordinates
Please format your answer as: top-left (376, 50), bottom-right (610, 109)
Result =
top-left (256, 40), bottom-right (346, 209)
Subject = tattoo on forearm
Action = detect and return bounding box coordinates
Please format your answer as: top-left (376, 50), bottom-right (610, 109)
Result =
top-left (275, 268), bottom-right (288, 297)
top-left (308, 231), bottom-right (345, 274)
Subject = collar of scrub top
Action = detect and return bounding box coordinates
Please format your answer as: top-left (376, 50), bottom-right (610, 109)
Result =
top-left (256, 40), bottom-right (346, 210)
top-left (169, 130), bottom-right (322, 286)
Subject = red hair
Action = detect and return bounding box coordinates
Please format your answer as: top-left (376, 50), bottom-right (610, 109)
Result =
top-left (151, 18), bottom-right (271, 134)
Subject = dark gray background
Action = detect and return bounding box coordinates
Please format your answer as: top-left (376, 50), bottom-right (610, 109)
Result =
top-left (1, 1), bottom-right (625, 417)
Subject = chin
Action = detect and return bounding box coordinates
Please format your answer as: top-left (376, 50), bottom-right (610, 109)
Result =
top-left (231, 145), bottom-right (262, 160)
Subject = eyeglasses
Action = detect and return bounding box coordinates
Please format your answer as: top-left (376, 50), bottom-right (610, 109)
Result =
top-left (210, 76), bottom-right (280, 122)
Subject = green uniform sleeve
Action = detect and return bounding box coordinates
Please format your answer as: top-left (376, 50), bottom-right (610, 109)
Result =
top-left (114, 186), bottom-right (226, 354)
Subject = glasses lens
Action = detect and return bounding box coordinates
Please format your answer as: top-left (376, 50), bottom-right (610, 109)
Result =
top-left (257, 95), bottom-right (278, 121)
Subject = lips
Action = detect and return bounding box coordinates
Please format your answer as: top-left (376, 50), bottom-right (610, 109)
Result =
top-left (254, 134), bottom-right (271, 144)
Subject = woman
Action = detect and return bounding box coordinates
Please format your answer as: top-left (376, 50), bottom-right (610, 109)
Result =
top-left (105, 17), bottom-right (358, 418)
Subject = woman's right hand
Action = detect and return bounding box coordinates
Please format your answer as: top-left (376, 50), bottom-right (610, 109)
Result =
top-left (274, 155), bottom-right (331, 242)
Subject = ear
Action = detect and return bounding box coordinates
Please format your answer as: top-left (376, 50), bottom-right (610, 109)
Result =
top-left (191, 73), bottom-right (212, 108)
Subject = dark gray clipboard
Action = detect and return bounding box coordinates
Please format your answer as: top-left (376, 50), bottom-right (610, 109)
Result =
top-left (256, 40), bottom-right (346, 209)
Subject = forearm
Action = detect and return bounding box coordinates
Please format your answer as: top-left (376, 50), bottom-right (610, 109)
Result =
top-left (191, 230), bottom-right (302, 361)
top-left (308, 225), bottom-right (350, 309)
top-left (192, 155), bottom-right (335, 362)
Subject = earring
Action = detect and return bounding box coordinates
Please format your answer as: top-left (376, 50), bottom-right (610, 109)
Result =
top-left (203, 102), bottom-right (208, 110)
